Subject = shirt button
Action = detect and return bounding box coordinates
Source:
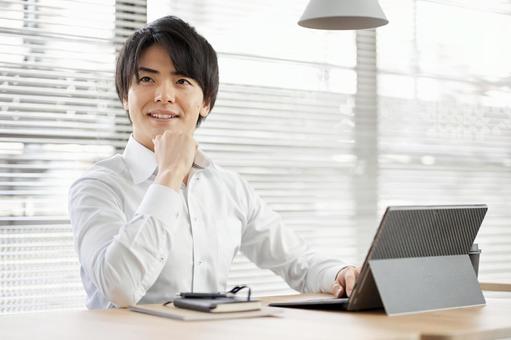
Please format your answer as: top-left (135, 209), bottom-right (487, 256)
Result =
top-left (175, 212), bottom-right (179, 218)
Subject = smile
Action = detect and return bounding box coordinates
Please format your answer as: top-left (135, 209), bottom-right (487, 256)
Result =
top-left (148, 112), bottom-right (179, 120)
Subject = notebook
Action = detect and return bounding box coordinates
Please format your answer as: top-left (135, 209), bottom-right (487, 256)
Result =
top-left (129, 303), bottom-right (280, 321)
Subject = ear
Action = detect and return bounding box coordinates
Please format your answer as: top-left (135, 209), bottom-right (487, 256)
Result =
top-left (122, 98), bottom-right (128, 111)
top-left (199, 102), bottom-right (211, 118)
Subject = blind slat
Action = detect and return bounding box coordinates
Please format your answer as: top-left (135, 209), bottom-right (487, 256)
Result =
top-left (0, 0), bottom-right (146, 314)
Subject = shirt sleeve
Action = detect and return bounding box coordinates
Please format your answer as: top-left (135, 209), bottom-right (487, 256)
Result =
top-left (237, 176), bottom-right (347, 294)
top-left (68, 174), bottom-right (181, 307)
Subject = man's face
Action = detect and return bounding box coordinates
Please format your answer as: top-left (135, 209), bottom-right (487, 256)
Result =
top-left (123, 44), bottom-right (210, 150)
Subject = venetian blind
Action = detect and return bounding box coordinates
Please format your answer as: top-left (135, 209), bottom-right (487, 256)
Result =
top-left (148, 0), bottom-right (362, 296)
top-left (0, 0), bottom-right (145, 313)
top-left (7, 0), bottom-right (506, 315)
top-left (376, 0), bottom-right (511, 278)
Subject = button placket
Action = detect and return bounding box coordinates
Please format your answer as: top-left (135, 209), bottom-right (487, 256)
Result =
top-left (186, 180), bottom-right (201, 292)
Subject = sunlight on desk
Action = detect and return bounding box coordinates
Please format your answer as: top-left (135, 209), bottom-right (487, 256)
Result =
top-left (2, 294), bottom-right (511, 340)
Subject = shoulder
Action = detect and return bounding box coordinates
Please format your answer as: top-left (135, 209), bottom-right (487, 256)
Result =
top-left (91, 154), bottom-right (129, 179)
top-left (69, 154), bottom-right (130, 198)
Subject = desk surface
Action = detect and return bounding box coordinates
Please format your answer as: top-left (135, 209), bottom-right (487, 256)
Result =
top-left (480, 276), bottom-right (511, 292)
top-left (2, 294), bottom-right (511, 340)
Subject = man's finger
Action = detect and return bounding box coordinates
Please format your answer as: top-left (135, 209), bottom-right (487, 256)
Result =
top-left (331, 282), bottom-right (343, 298)
top-left (354, 266), bottom-right (361, 280)
top-left (345, 269), bottom-right (356, 297)
top-left (152, 134), bottom-right (161, 145)
top-left (336, 285), bottom-right (344, 298)
top-left (331, 282), bottom-right (339, 295)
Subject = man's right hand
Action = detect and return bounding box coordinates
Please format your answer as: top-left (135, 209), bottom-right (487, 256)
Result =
top-left (153, 130), bottom-right (197, 191)
top-left (331, 265), bottom-right (361, 298)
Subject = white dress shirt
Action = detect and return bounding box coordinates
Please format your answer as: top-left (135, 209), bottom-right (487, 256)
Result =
top-left (68, 136), bottom-right (345, 309)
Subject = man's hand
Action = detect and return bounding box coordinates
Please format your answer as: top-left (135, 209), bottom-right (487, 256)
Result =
top-left (153, 130), bottom-right (197, 191)
top-left (331, 265), bottom-right (361, 298)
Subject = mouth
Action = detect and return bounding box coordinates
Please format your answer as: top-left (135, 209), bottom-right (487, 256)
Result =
top-left (147, 110), bottom-right (179, 120)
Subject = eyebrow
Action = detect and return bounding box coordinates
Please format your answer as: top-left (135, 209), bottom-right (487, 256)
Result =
top-left (138, 66), bottom-right (159, 74)
top-left (138, 66), bottom-right (184, 77)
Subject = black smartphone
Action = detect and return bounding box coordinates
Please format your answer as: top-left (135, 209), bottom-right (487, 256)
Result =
top-left (179, 292), bottom-right (228, 299)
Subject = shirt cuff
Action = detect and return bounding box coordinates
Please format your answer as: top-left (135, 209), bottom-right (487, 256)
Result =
top-left (136, 183), bottom-right (181, 228)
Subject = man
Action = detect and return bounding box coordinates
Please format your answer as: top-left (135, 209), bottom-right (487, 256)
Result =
top-left (69, 15), bottom-right (359, 309)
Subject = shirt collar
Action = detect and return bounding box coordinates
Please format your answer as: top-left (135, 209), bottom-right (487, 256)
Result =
top-left (122, 135), bottom-right (212, 184)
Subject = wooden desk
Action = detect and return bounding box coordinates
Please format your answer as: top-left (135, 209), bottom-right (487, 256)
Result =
top-left (480, 277), bottom-right (511, 292)
top-left (1, 294), bottom-right (511, 340)
top-left (266, 294), bottom-right (511, 340)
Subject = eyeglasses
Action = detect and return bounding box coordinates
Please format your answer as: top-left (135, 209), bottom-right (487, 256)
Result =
top-left (227, 285), bottom-right (252, 301)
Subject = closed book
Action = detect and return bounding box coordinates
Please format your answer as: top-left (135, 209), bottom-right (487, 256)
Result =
top-left (173, 297), bottom-right (261, 313)
top-left (128, 303), bottom-right (280, 321)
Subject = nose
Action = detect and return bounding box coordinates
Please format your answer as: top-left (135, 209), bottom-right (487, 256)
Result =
top-left (154, 80), bottom-right (175, 103)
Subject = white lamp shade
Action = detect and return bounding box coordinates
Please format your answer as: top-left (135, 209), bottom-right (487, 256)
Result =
top-left (298, 0), bottom-right (388, 30)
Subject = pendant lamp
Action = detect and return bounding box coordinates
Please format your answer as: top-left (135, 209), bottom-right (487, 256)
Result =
top-left (298, 0), bottom-right (388, 30)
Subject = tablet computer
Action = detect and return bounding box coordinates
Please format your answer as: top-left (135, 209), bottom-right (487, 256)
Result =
top-left (269, 204), bottom-right (488, 312)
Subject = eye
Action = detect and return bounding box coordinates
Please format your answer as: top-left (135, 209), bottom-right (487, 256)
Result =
top-left (176, 78), bottom-right (192, 86)
top-left (139, 76), bottom-right (153, 83)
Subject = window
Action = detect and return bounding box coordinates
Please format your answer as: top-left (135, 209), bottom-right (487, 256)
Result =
top-left (377, 0), bottom-right (511, 276)
top-left (149, 0), bottom-right (360, 295)
top-left (0, 0), bottom-right (145, 313)
top-left (2, 0), bottom-right (509, 314)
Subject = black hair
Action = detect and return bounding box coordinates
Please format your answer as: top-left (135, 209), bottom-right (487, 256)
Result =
top-left (115, 16), bottom-right (219, 126)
